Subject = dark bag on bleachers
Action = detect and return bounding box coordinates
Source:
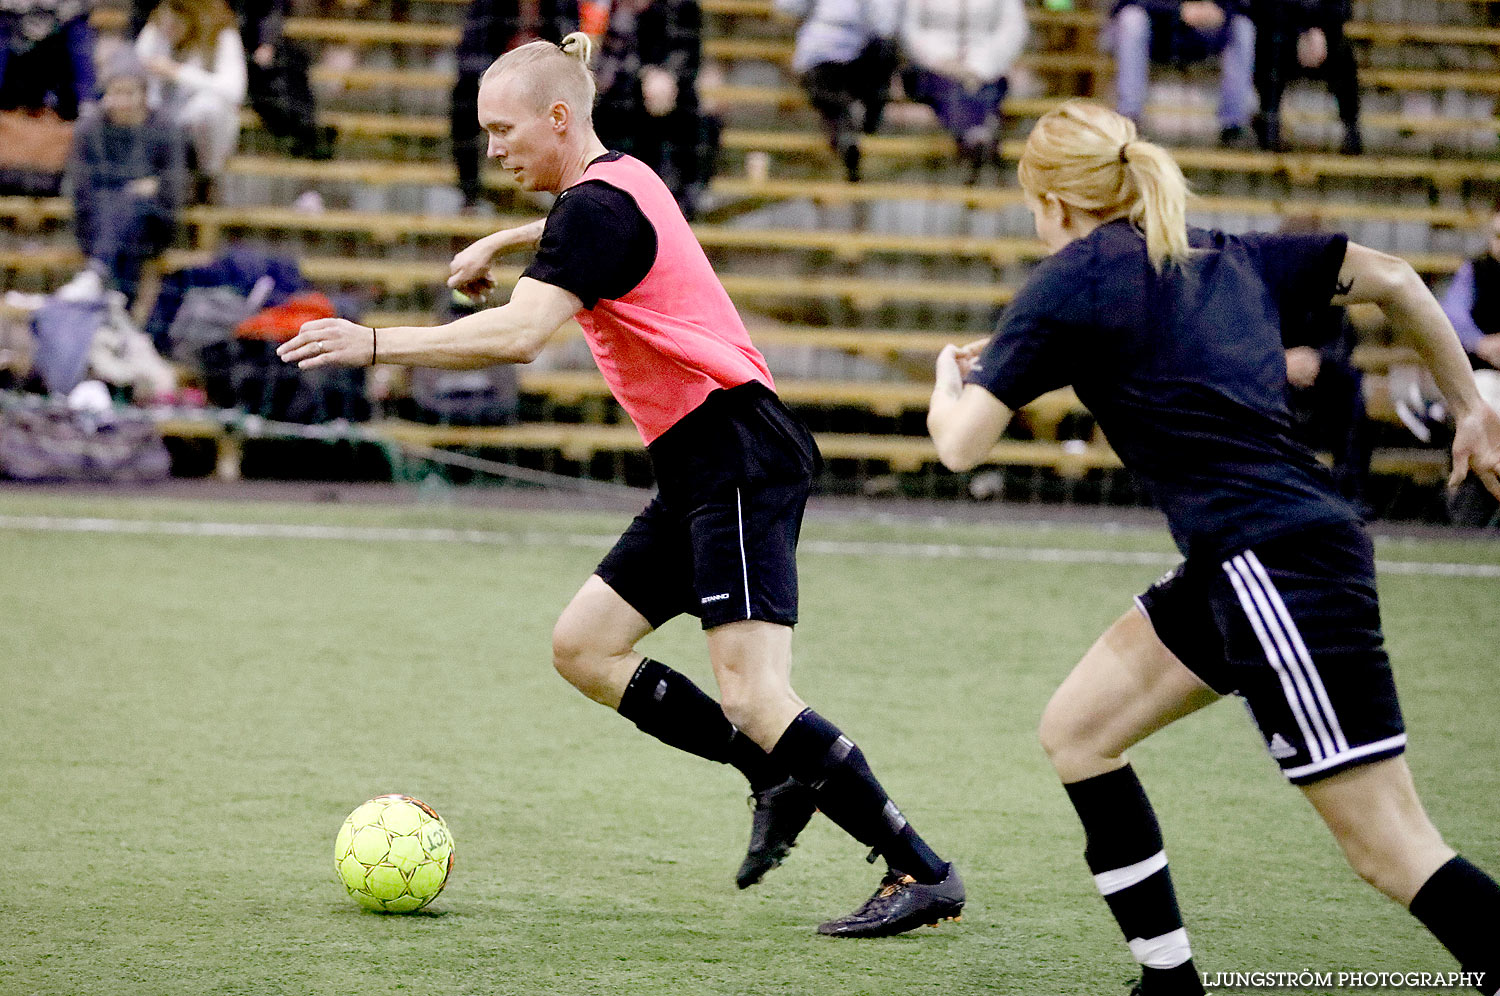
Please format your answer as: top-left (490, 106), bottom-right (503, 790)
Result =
top-left (207, 337), bottom-right (371, 425)
top-left (409, 366), bottom-right (518, 426)
top-left (247, 43), bottom-right (328, 155)
top-left (0, 403), bottom-right (170, 482)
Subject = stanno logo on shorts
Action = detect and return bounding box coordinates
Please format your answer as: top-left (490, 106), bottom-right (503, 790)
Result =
top-left (1268, 733), bottom-right (1297, 760)
top-left (701, 593), bottom-right (731, 604)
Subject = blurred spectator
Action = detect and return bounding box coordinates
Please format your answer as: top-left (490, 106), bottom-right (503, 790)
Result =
top-left (135, 0), bottom-right (247, 189)
top-left (132, 0), bottom-right (334, 159)
top-left (1107, 0), bottom-right (1255, 145)
top-left (773, 0), bottom-right (899, 183)
top-left (451, 0), bottom-right (577, 211)
top-left (64, 51), bottom-right (186, 307)
top-left (899, 0), bottom-right (1027, 184)
top-left (593, 0), bottom-right (717, 218)
top-left (0, 0), bottom-right (97, 120)
top-left (1285, 309), bottom-right (1371, 510)
top-left (1249, 0), bottom-right (1360, 154)
top-left (1439, 203), bottom-right (1500, 372)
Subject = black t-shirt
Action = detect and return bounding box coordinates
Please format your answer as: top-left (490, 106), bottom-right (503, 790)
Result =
top-left (966, 218), bottom-right (1357, 560)
top-left (522, 153), bottom-right (658, 308)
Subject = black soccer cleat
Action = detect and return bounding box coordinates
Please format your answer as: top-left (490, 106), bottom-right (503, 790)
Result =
top-left (734, 777), bottom-right (818, 889)
top-left (816, 864), bottom-right (965, 938)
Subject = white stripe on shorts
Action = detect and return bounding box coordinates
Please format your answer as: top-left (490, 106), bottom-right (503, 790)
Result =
top-left (1242, 550), bottom-right (1350, 754)
top-left (1093, 850), bottom-right (1168, 896)
top-left (1226, 553), bottom-right (1341, 760)
top-left (735, 488), bottom-right (751, 619)
top-left (1281, 733), bottom-right (1408, 781)
top-left (1222, 557), bottom-right (1326, 764)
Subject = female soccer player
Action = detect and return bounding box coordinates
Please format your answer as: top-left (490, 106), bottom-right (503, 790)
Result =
top-left (280, 32), bottom-right (962, 937)
top-left (927, 100), bottom-right (1500, 994)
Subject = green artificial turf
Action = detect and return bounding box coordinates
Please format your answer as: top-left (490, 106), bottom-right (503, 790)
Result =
top-left (2, 493), bottom-right (1497, 995)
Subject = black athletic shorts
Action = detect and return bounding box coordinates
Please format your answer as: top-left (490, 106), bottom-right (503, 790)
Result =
top-left (596, 382), bottom-right (820, 631)
top-left (1135, 521), bottom-right (1406, 785)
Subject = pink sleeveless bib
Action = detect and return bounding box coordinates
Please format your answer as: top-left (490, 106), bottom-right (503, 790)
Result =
top-left (569, 155), bottom-right (773, 444)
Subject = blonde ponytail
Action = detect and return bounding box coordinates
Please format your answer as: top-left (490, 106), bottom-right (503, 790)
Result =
top-left (1018, 101), bottom-right (1193, 271)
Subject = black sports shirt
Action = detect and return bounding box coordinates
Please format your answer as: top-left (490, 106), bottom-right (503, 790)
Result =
top-left (522, 153), bottom-right (657, 309)
top-left (966, 218), bottom-right (1359, 560)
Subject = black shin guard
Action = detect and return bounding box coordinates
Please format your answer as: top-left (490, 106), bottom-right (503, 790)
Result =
top-left (770, 708), bottom-right (948, 883)
top-left (616, 658), bottom-right (781, 790)
top-left (1410, 856), bottom-right (1500, 993)
top-left (1063, 766), bottom-right (1201, 994)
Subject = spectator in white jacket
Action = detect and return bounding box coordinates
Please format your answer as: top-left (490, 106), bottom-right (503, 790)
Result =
top-left (900, 0), bottom-right (1027, 183)
top-left (136, 0), bottom-right (247, 189)
top-left (773, 0), bottom-right (900, 182)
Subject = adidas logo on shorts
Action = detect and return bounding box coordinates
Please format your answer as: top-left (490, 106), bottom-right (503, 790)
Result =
top-left (1267, 733), bottom-right (1298, 760)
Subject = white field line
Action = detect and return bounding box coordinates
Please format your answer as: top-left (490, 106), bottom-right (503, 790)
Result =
top-left (2, 514), bottom-right (1498, 579)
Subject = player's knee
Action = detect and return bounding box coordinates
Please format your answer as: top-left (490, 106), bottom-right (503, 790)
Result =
top-left (716, 679), bottom-right (760, 735)
top-left (1327, 817), bottom-right (1445, 902)
top-left (1037, 704), bottom-right (1083, 766)
top-left (1338, 834), bottom-right (1410, 898)
top-left (550, 614), bottom-right (600, 688)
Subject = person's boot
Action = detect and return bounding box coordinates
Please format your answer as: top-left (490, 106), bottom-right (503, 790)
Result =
top-left (816, 864), bottom-right (965, 937)
top-left (735, 777), bottom-right (818, 889)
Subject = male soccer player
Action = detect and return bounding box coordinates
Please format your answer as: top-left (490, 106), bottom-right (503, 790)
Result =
top-left (279, 31), bottom-right (963, 937)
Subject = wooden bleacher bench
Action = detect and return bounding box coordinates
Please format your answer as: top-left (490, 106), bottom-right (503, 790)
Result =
top-left (719, 129), bottom-right (1500, 186)
top-left (7, 179), bottom-right (1491, 239)
top-left (707, 86), bottom-right (1500, 138)
top-left (90, 5), bottom-right (1500, 53)
top-left (218, 119), bottom-right (1500, 187)
top-left (155, 416), bottom-right (1446, 484)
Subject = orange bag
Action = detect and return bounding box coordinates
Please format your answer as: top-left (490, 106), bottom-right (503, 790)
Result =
top-left (0, 109), bottom-right (74, 173)
top-left (235, 292), bottom-right (338, 343)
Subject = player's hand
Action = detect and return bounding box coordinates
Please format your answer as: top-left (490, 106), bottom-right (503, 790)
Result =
top-left (448, 238), bottom-right (499, 299)
top-left (278, 317), bottom-right (376, 369)
top-left (954, 337), bottom-right (990, 378)
top-left (1297, 27), bottom-right (1327, 69)
top-left (253, 43), bottom-right (276, 68)
top-left (1285, 346), bottom-right (1321, 389)
top-left (1449, 402), bottom-right (1500, 500)
top-left (1180, 1), bottom-right (1225, 31)
top-left (934, 344), bottom-right (965, 399)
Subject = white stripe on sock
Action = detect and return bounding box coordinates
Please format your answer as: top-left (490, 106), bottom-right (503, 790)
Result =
top-left (1128, 927), bottom-right (1193, 969)
top-left (1093, 850), bottom-right (1168, 897)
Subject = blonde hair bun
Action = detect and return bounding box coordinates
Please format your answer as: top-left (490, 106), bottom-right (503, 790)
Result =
top-left (560, 31), bottom-right (593, 66)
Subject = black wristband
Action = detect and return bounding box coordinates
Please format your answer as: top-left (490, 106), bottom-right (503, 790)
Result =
top-left (370, 326), bottom-right (377, 366)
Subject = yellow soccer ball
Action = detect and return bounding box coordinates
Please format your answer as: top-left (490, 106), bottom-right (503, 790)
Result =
top-left (334, 794), bottom-right (455, 912)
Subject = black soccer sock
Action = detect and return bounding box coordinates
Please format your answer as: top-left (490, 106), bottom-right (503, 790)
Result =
top-left (769, 708), bottom-right (949, 884)
top-left (1409, 856), bottom-right (1500, 994)
top-left (616, 658), bottom-right (782, 790)
top-left (1063, 766), bottom-right (1202, 995)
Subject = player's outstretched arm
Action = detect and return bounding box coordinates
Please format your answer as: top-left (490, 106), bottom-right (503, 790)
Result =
top-left (447, 220), bottom-right (547, 299)
top-left (1333, 241), bottom-right (1500, 498)
top-left (927, 343), bottom-right (1014, 472)
top-left (279, 277), bottom-right (582, 371)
